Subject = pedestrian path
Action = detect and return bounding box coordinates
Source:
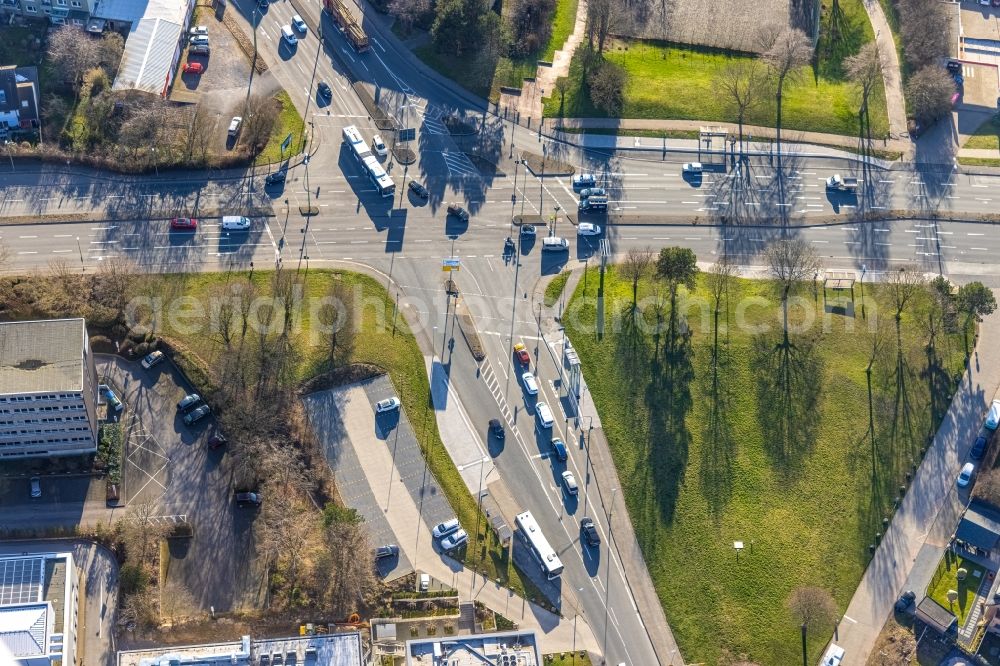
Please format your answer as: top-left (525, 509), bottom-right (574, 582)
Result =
top-left (860, 0), bottom-right (909, 141)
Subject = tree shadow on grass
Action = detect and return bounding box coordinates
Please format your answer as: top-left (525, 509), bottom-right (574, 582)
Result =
top-left (698, 341), bottom-right (737, 519)
top-left (750, 332), bottom-right (824, 473)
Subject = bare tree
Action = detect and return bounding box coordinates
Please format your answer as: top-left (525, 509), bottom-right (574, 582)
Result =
top-left (185, 103), bottom-right (216, 163)
top-left (763, 238), bottom-right (821, 343)
top-left (388, 0), bottom-right (430, 31)
top-left (587, 0), bottom-right (616, 53)
top-left (845, 42), bottom-right (882, 159)
top-left (326, 279), bottom-right (356, 370)
top-left (905, 65), bottom-right (956, 126)
top-left (159, 578), bottom-right (197, 625)
top-left (317, 518), bottom-right (376, 617)
top-left (717, 59), bottom-right (766, 157)
top-left (882, 264), bottom-right (926, 323)
top-left (119, 502), bottom-right (172, 567)
top-left (899, 0), bottom-right (949, 70)
top-left (96, 32), bottom-right (125, 76)
top-left (119, 102), bottom-right (166, 162)
top-left (46, 26), bottom-right (102, 89)
top-left (588, 61), bottom-right (627, 116)
top-left (618, 246), bottom-right (654, 309)
top-left (759, 26), bottom-right (812, 163)
top-left (706, 258), bottom-right (738, 356)
top-left (787, 586), bottom-right (838, 666)
top-left (91, 256), bottom-right (138, 325)
top-left (120, 587), bottom-right (159, 629)
top-left (241, 94), bottom-right (280, 156)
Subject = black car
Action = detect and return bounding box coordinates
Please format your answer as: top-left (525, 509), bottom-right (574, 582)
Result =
top-left (235, 491), bottom-right (262, 506)
top-left (208, 433), bottom-right (228, 450)
top-left (972, 434), bottom-right (989, 460)
top-left (894, 589), bottom-right (916, 612)
top-left (374, 544), bottom-right (400, 560)
top-left (489, 418), bottom-right (505, 440)
top-left (581, 517), bottom-right (601, 547)
top-left (520, 224), bottom-right (536, 237)
top-left (318, 81), bottom-right (332, 99)
top-left (265, 170), bottom-right (286, 185)
top-left (408, 180), bottom-right (429, 199)
top-left (551, 438), bottom-right (568, 462)
top-left (947, 60), bottom-right (961, 73)
top-left (183, 404), bottom-right (211, 426)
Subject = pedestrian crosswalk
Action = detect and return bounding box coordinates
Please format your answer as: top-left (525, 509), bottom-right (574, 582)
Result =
top-left (442, 152), bottom-right (479, 177)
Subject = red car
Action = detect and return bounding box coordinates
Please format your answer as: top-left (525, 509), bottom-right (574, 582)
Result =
top-left (513, 343), bottom-right (530, 366)
top-left (182, 62), bottom-right (204, 74)
top-left (170, 217), bottom-right (197, 230)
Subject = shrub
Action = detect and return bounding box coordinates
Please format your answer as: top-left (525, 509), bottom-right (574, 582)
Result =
top-left (120, 563), bottom-right (150, 594)
top-left (588, 59), bottom-right (626, 115)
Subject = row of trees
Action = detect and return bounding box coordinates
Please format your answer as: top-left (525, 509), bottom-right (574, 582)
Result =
top-left (891, 0), bottom-right (954, 127)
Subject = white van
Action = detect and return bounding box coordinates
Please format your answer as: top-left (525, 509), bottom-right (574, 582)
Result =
top-left (536, 402), bottom-right (554, 429)
top-left (281, 25), bottom-right (297, 46)
top-left (987, 399), bottom-right (1000, 430)
top-left (541, 237), bottom-right (569, 252)
top-left (221, 215), bottom-right (251, 231)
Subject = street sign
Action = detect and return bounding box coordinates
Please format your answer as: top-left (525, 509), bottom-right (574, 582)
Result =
top-left (399, 127), bottom-right (416, 142)
top-left (280, 133), bottom-right (293, 154)
top-left (442, 258), bottom-right (461, 272)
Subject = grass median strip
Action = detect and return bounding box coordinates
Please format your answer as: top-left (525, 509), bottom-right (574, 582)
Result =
top-left (544, 271), bottom-right (570, 307)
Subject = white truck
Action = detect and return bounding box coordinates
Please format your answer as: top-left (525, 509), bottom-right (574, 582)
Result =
top-left (825, 174), bottom-right (858, 192)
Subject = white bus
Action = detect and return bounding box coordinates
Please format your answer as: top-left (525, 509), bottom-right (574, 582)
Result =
top-left (342, 124), bottom-right (395, 198)
top-left (515, 510), bottom-right (563, 579)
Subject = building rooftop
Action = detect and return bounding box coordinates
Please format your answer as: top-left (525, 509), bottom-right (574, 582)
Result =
top-left (112, 17), bottom-right (183, 95)
top-left (117, 633), bottom-right (364, 666)
top-left (406, 631), bottom-right (540, 666)
top-left (956, 500), bottom-right (1000, 552)
top-left (0, 553), bottom-right (72, 660)
top-left (92, 0), bottom-right (188, 26)
top-left (0, 318), bottom-right (86, 395)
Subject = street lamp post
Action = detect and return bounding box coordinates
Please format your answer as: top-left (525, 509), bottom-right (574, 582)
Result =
top-left (75, 236), bottom-right (84, 272)
top-left (539, 143), bottom-right (546, 215)
top-left (860, 264), bottom-right (867, 319)
top-left (3, 140), bottom-right (13, 172)
top-left (244, 7), bottom-right (259, 115)
top-left (552, 203), bottom-right (561, 237)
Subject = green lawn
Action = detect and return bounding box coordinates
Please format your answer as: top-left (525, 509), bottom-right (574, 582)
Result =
top-left (543, 0), bottom-right (579, 61)
top-left (564, 269), bottom-right (967, 665)
top-left (543, 653), bottom-right (592, 666)
top-left (927, 552), bottom-right (987, 625)
top-left (544, 271), bottom-right (570, 307)
top-left (255, 90), bottom-right (307, 166)
top-left (964, 117), bottom-right (1000, 151)
top-left (140, 269), bottom-right (529, 598)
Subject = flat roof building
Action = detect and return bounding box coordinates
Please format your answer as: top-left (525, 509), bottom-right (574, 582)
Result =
top-left (0, 318), bottom-right (99, 459)
top-left (117, 633), bottom-right (364, 666)
top-left (406, 631), bottom-right (541, 666)
top-left (0, 552), bottom-right (80, 666)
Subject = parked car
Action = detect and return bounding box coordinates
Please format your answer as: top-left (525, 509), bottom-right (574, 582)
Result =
top-left (189, 25), bottom-right (208, 35)
top-left (972, 434), bottom-right (989, 460)
top-left (894, 590), bottom-right (916, 612)
top-left (30, 476), bottom-right (41, 499)
top-left (578, 222), bottom-right (602, 236)
top-left (208, 433), bottom-right (228, 450)
top-left (189, 35), bottom-right (209, 45)
top-left (579, 187), bottom-right (606, 198)
top-left (182, 62), bottom-right (204, 74)
top-left (432, 518), bottom-right (460, 539)
top-left (183, 404), bottom-right (211, 426)
top-left (177, 393), bottom-right (202, 412)
top-left (372, 134), bottom-right (388, 158)
top-left (265, 170), bottom-right (287, 185)
top-left (408, 180), bottom-right (429, 199)
top-left (374, 544), bottom-right (399, 560)
top-left (561, 470), bottom-right (578, 495)
top-left (228, 116), bottom-right (242, 137)
top-left (440, 529), bottom-right (469, 551)
top-left (170, 217), bottom-right (197, 231)
top-left (489, 418), bottom-right (505, 440)
top-left (375, 397), bottom-right (401, 413)
top-left (102, 386), bottom-right (123, 412)
top-left (520, 224), bottom-right (537, 237)
top-left (958, 462), bottom-right (976, 488)
top-left (522, 371), bottom-right (539, 395)
top-left (581, 517), bottom-right (600, 547)
top-left (447, 203), bottom-right (469, 222)
top-left (682, 162), bottom-right (703, 174)
top-left (551, 438), bottom-right (567, 462)
top-left (235, 491), bottom-right (262, 506)
top-left (189, 44), bottom-right (210, 55)
top-left (986, 399), bottom-right (1000, 430)
top-left (513, 343), bottom-right (530, 366)
top-left (317, 81), bottom-right (332, 99)
top-left (572, 173), bottom-right (596, 189)
top-left (141, 350), bottom-right (165, 368)
top-left (291, 13), bottom-right (307, 31)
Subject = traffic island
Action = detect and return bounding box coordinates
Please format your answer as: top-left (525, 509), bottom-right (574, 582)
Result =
top-left (521, 150), bottom-right (574, 176)
top-left (392, 145), bottom-right (416, 165)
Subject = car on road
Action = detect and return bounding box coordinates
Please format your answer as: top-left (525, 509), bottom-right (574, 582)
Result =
top-left (291, 14), bottom-right (307, 32)
top-left (521, 371), bottom-right (538, 395)
top-left (235, 491), bottom-right (262, 506)
top-left (208, 433), bottom-right (228, 450)
top-left (986, 399), bottom-right (1000, 430)
top-left (972, 434), bottom-right (989, 460)
top-left (579, 187), bottom-right (606, 198)
top-left (581, 517), bottom-right (600, 547)
top-left (551, 437), bottom-right (567, 462)
top-left (947, 61), bottom-right (961, 74)
top-left (372, 134), bottom-right (388, 158)
top-left (374, 544), bottom-right (399, 560)
top-left (317, 81), bottom-right (332, 100)
top-left (894, 590), bottom-right (916, 612)
top-left (561, 470), bottom-right (578, 495)
top-left (30, 477), bottom-right (41, 499)
top-left (513, 343), bottom-right (530, 366)
top-left (440, 528), bottom-right (468, 551)
top-left (432, 517), bottom-right (460, 539)
top-left (265, 170), bottom-right (287, 185)
top-left (170, 217), bottom-right (197, 231)
top-left (447, 203), bottom-right (469, 222)
top-left (375, 397), bottom-right (401, 413)
top-left (958, 462), bottom-right (976, 488)
top-left (141, 350), bottom-right (165, 368)
top-left (189, 25), bottom-right (208, 35)
top-left (189, 35), bottom-right (209, 45)
top-left (281, 25), bottom-right (298, 46)
top-left (572, 173), bottom-right (596, 189)
top-left (183, 404), bottom-right (211, 426)
top-left (489, 418), bottom-right (505, 440)
top-left (536, 402), bottom-right (554, 429)
top-left (541, 236), bottom-right (570, 252)
top-left (408, 180), bottom-right (429, 199)
top-left (182, 61), bottom-right (204, 74)
top-left (520, 224), bottom-right (536, 237)
top-left (578, 222), bottom-right (602, 236)
top-left (177, 393), bottom-right (202, 412)
top-left (682, 162), bottom-right (703, 174)
top-left (228, 116), bottom-right (242, 137)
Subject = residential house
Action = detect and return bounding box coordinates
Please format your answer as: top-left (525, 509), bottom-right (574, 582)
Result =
top-left (0, 65), bottom-right (40, 137)
top-left (954, 500), bottom-right (1000, 564)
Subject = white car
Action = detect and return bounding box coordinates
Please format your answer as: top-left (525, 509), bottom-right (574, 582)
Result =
top-left (522, 372), bottom-right (539, 395)
top-left (375, 397), bottom-right (401, 413)
top-left (536, 402), bottom-right (554, 429)
top-left (561, 470), bottom-right (578, 495)
top-left (291, 14), bottom-right (307, 32)
top-left (189, 25), bottom-right (208, 36)
top-left (30, 477), bottom-right (41, 498)
top-left (432, 517), bottom-right (460, 539)
top-left (682, 162), bottom-right (703, 173)
top-left (372, 134), bottom-right (388, 158)
top-left (141, 350), bottom-right (165, 369)
top-left (958, 462), bottom-right (975, 488)
top-left (578, 222), bottom-right (602, 236)
top-left (189, 34), bottom-right (209, 45)
top-left (440, 528), bottom-right (469, 551)
top-left (281, 25), bottom-right (297, 45)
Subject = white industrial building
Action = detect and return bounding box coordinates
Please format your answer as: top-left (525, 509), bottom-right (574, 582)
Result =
top-left (0, 318), bottom-right (99, 460)
top-left (117, 633), bottom-right (364, 666)
top-left (0, 552), bottom-right (80, 666)
top-left (406, 631), bottom-right (541, 666)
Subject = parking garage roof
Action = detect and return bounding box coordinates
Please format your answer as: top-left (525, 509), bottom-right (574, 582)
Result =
top-left (0, 318), bottom-right (86, 395)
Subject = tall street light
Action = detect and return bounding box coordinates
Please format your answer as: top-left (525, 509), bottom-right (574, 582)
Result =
top-left (75, 236), bottom-right (84, 272)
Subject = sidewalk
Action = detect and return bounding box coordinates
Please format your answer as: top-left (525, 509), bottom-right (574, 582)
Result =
top-left (340, 383), bottom-right (599, 653)
top-left (860, 0), bottom-right (909, 141)
top-left (835, 298), bottom-right (1000, 664)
